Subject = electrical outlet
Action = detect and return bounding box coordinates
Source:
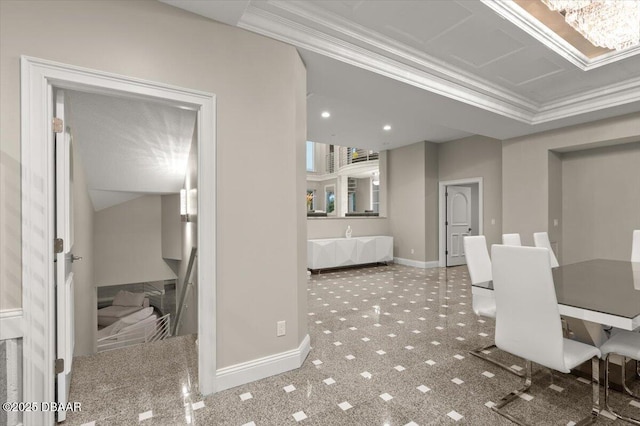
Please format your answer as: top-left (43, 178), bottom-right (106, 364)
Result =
top-left (554, 219), bottom-right (559, 227)
top-left (411, 249), bottom-right (414, 254)
top-left (277, 321), bottom-right (286, 337)
top-left (491, 218), bottom-right (496, 225)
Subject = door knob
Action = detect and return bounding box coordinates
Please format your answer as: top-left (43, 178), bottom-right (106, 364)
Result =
top-left (71, 255), bottom-right (83, 262)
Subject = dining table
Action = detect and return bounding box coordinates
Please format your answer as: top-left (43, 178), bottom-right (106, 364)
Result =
top-left (471, 259), bottom-right (640, 332)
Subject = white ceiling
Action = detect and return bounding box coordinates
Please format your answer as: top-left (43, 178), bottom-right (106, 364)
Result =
top-left (161, 0), bottom-right (640, 150)
top-left (67, 90), bottom-right (196, 210)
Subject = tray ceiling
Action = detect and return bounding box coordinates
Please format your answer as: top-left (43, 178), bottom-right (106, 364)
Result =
top-left (162, 0), bottom-right (640, 149)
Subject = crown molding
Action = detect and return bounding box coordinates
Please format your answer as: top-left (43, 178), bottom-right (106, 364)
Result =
top-left (267, 1), bottom-right (539, 110)
top-left (481, 0), bottom-right (640, 71)
top-left (238, 4), bottom-right (537, 123)
top-left (534, 75), bottom-right (640, 124)
top-left (236, 0), bottom-right (640, 125)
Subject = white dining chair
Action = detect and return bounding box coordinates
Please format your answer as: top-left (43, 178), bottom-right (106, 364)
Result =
top-left (491, 245), bottom-right (601, 425)
top-left (632, 230), bottom-right (640, 263)
top-left (464, 236), bottom-right (523, 377)
top-left (533, 231), bottom-right (559, 268)
top-left (502, 233), bottom-right (522, 246)
top-left (600, 330), bottom-right (640, 424)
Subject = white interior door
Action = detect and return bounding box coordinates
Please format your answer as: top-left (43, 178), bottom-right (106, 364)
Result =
top-left (55, 89), bottom-right (75, 422)
top-left (446, 186), bottom-right (472, 267)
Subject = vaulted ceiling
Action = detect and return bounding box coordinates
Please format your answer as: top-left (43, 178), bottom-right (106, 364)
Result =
top-left (162, 0), bottom-right (640, 150)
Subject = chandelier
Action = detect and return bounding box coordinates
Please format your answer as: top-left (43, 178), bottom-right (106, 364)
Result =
top-left (541, 0), bottom-right (640, 51)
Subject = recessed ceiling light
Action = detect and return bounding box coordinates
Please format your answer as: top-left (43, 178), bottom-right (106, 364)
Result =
top-left (383, 124), bottom-right (391, 131)
top-left (321, 111), bottom-right (331, 118)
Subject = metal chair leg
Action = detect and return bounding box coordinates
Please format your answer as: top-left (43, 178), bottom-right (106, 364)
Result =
top-left (621, 357), bottom-right (640, 401)
top-left (490, 360), bottom-right (532, 425)
top-left (490, 358), bottom-right (600, 426)
top-left (605, 355), bottom-right (640, 425)
top-left (469, 342), bottom-right (525, 377)
top-left (575, 357), bottom-right (600, 426)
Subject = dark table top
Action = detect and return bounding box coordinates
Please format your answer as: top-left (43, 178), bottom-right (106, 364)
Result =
top-left (473, 259), bottom-right (640, 320)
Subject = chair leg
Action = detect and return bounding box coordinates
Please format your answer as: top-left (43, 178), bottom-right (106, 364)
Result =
top-left (575, 357), bottom-right (600, 426)
top-left (605, 355), bottom-right (640, 425)
top-left (621, 357), bottom-right (640, 401)
top-left (490, 360), bottom-right (532, 425)
top-left (469, 341), bottom-right (525, 377)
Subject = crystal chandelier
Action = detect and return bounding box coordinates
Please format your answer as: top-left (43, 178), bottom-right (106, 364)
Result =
top-left (541, 0), bottom-right (640, 51)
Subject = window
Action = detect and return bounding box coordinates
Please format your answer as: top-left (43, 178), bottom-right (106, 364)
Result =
top-left (306, 141), bottom-right (315, 172)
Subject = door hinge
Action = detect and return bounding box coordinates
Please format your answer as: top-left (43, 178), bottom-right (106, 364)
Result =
top-left (445, 221), bottom-right (448, 226)
top-left (54, 238), bottom-right (64, 254)
top-left (445, 250), bottom-right (449, 255)
top-left (55, 358), bottom-right (64, 374)
top-left (52, 117), bottom-right (63, 133)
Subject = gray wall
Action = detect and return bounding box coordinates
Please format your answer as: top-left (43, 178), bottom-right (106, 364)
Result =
top-left (94, 195), bottom-right (177, 287)
top-left (295, 64), bottom-right (308, 345)
top-left (503, 113), bottom-right (640, 247)
top-left (425, 142), bottom-right (439, 261)
top-left (0, 0), bottom-right (307, 368)
top-left (0, 150), bottom-right (20, 311)
top-left (561, 142), bottom-right (640, 264)
top-left (438, 135), bottom-right (503, 248)
top-left (388, 142), bottom-right (427, 261)
top-left (548, 151), bottom-right (563, 263)
top-left (307, 217), bottom-right (390, 239)
top-left (71, 137), bottom-right (96, 356)
top-left (383, 136), bottom-right (502, 264)
top-left (161, 194), bottom-right (182, 261)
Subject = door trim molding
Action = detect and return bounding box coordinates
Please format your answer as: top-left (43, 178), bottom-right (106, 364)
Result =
top-left (20, 56), bottom-right (217, 425)
top-left (438, 177), bottom-right (484, 268)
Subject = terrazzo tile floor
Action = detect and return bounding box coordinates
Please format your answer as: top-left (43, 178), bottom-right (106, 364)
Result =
top-left (66, 264), bottom-right (640, 425)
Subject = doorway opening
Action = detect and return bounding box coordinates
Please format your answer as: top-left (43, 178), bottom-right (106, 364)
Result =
top-left (21, 56), bottom-right (216, 425)
top-left (54, 88), bottom-right (200, 360)
top-left (438, 178), bottom-right (483, 267)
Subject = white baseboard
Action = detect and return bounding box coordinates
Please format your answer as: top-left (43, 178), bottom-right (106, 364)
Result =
top-left (393, 257), bottom-right (439, 269)
top-left (0, 309), bottom-right (23, 340)
top-left (216, 334), bottom-right (311, 392)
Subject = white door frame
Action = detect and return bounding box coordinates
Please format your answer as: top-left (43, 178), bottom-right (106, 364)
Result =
top-left (438, 177), bottom-right (483, 267)
top-left (20, 56), bottom-right (217, 425)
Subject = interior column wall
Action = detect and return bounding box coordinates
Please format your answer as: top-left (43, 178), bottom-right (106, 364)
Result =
top-left (388, 141), bottom-right (427, 262)
top-left (0, 0), bottom-right (307, 371)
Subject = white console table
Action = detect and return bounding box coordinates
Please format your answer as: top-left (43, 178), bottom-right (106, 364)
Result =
top-left (307, 236), bottom-right (393, 271)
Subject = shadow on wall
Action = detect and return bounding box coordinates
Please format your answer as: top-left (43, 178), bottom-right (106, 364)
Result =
top-left (0, 151), bottom-right (21, 311)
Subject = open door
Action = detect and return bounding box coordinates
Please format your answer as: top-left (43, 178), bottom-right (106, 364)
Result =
top-left (55, 89), bottom-right (75, 422)
top-left (446, 185), bottom-right (472, 267)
